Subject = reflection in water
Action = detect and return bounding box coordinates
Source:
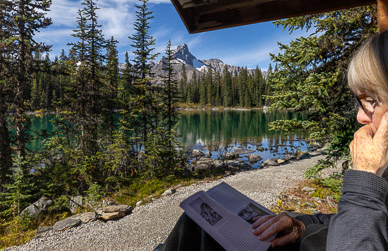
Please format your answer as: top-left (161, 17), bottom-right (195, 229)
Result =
top-left (178, 110), bottom-right (306, 147)
top-left (177, 110), bottom-right (309, 168)
top-left (28, 110), bottom-right (310, 168)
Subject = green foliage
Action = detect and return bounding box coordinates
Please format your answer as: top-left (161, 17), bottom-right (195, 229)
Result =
top-left (265, 6), bottom-right (377, 185)
top-left (86, 182), bottom-right (104, 202)
top-left (143, 127), bottom-right (186, 179)
top-left (0, 154), bottom-right (35, 218)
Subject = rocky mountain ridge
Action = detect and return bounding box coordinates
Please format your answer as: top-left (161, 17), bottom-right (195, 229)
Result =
top-left (119, 43), bottom-right (265, 83)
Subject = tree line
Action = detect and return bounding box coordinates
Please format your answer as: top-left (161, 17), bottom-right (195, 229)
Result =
top-left (0, 0), bottom-right (184, 221)
top-left (179, 64), bottom-right (273, 107)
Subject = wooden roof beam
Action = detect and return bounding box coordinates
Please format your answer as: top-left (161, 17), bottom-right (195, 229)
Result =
top-left (378, 0), bottom-right (388, 32)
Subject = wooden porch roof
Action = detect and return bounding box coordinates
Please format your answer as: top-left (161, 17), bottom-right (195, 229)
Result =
top-left (171, 0), bottom-right (376, 34)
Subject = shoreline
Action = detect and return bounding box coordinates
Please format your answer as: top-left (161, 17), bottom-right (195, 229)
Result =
top-left (8, 151), bottom-right (326, 251)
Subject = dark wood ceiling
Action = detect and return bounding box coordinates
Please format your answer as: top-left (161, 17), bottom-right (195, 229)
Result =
top-left (171, 0), bottom-right (376, 33)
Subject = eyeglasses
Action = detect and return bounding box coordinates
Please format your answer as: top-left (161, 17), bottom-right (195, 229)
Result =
top-left (355, 93), bottom-right (378, 113)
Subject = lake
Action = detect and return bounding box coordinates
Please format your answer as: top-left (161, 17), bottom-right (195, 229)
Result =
top-left (29, 110), bottom-right (310, 168)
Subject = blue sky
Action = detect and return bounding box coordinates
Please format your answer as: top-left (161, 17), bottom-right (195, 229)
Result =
top-left (35, 0), bottom-right (312, 70)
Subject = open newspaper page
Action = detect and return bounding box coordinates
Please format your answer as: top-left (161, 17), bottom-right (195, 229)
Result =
top-left (180, 182), bottom-right (274, 251)
top-left (207, 182), bottom-right (275, 223)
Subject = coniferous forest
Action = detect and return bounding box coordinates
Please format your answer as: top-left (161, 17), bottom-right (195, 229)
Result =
top-left (0, 0), bottom-right (192, 243)
top-left (0, 0), bottom-right (378, 247)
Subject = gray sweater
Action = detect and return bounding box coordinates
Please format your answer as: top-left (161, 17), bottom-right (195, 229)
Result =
top-left (296, 170), bottom-right (388, 250)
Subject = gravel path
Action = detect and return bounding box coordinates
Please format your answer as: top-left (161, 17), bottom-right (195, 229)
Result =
top-left (8, 152), bottom-right (324, 251)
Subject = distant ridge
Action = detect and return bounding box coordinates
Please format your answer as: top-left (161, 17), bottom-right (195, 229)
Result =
top-left (119, 43), bottom-right (266, 83)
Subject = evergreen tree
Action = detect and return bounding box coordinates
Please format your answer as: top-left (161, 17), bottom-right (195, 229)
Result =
top-left (5, 0), bottom-right (52, 164)
top-left (222, 66), bottom-right (232, 107)
top-left (160, 40), bottom-right (179, 136)
top-left (179, 64), bottom-right (187, 102)
top-left (0, 0), bottom-right (13, 185)
top-left (199, 76), bottom-right (206, 106)
top-left (255, 66), bottom-right (265, 106)
top-left (206, 66), bottom-right (213, 105)
top-left (266, 6), bottom-right (376, 165)
top-left (104, 36), bottom-right (119, 138)
top-left (129, 0), bottom-right (159, 145)
top-left (68, 0), bottom-right (106, 155)
top-left (0, 154), bottom-right (34, 217)
top-left (214, 71), bottom-right (222, 106)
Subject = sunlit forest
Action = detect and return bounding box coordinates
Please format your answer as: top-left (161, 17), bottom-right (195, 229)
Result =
top-left (0, 0), bottom-right (377, 247)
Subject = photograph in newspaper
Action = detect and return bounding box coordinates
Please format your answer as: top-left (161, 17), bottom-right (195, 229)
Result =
top-left (190, 197), bottom-right (223, 226)
top-left (181, 183), bottom-right (274, 251)
top-left (238, 203), bottom-right (270, 224)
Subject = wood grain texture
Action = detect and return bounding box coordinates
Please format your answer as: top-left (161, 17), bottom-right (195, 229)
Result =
top-left (171, 0), bottom-right (375, 33)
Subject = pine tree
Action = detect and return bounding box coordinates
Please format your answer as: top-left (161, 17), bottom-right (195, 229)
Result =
top-left (68, 0), bottom-right (106, 155)
top-left (129, 0), bottom-right (159, 145)
top-left (206, 66), bottom-right (213, 105)
top-left (214, 72), bottom-right (222, 106)
top-left (0, 0), bottom-right (13, 184)
top-left (179, 64), bottom-right (187, 102)
top-left (104, 36), bottom-right (119, 139)
top-left (255, 66), bottom-right (265, 106)
top-left (160, 40), bottom-right (179, 136)
top-left (5, 0), bottom-right (52, 164)
top-left (0, 154), bottom-right (34, 217)
top-left (222, 65), bottom-right (232, 107)
top-left (266, 6), bottom-right (376, 162)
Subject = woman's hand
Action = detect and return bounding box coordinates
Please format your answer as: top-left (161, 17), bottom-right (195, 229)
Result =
top-left (251, 212), bottom-right (305, 248)
top-left (350, 113), bottom-right (388, 176)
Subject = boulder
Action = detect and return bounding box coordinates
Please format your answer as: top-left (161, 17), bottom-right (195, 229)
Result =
top-left (310, 142), bottom-right (323, 148)
top-left (99, 211), bottom-right (125, 221)
top-left (21, 196), bottom-right (53, 218)
top-left (261, 158), bottom-right (279, 167)
top-left (196, 158), bottom-right (213, 166)
top-left (282, 154), bottom-right (294, 161)
top-left (248, 154), bottom-right (263, 163)
top-left (226, 160), bottom-right (252, 171)
top-left (222, 152), bottom-right (238, 160)
top-left (256, 146), bottom-right (264, 152)
top-left (35, 226), bottom-right (53, 238)
top-left (53, 218), bottom-right (81, 231)
top-left (213, 160), bottom-right (224, 169)
top-left (296, 151), bottom-right (309, 160)
top-left (103, 204), bottom-right (133, 215)
top-left (21, 204), bottom-right (40, 218)
top-left (70, 212), bottom-right (98, 224)
top-left (277, 159), bottom-right (286, 164)
top-left (205, 151), bottom-right (212, 158)
top-left (233, 147), bottom-right (255, 155)
top-left (34, 197), bottom-right (52, 212)
top-left (194, 163), bottom-right (211, 171)
top-left (161, 189), bottom-right (176, 197)
top-left (192, 150), bottom-right (205, 158)
top-left (69, 196), bottom-right (83, 213)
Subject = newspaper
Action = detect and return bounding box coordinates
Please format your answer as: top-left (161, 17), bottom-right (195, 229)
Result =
top-left (180, 182), bottom-right (276, 251)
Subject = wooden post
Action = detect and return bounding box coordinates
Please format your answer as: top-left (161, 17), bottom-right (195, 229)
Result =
top-left (378, 0), bottom-right (388, 32)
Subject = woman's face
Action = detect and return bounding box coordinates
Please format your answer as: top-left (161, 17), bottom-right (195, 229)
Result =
top-left (356, 92), bottom-right (387, 135)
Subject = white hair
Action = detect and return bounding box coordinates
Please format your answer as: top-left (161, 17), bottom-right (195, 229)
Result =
top-left (348, 31), bottom-right (388, 107)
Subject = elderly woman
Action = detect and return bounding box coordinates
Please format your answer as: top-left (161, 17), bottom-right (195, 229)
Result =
top-left (160, 31), bottom-right (388, 251)
top-left (252, 30), bottom-right (388, 250)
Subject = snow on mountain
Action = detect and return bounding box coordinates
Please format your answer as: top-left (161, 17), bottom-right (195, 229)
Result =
top-left (120, 43), bottom-right (265, 83)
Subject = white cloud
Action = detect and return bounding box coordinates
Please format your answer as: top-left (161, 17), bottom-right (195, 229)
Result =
top-left (97, 1), bottom-right (135, 40)
top-left (206, 29), bottom-right (311, 68)
top-left (47, 0), bottom-right (81, 27)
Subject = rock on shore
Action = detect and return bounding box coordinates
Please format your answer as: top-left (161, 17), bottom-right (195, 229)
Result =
top-left (7, 152), bottom-right (324, 251)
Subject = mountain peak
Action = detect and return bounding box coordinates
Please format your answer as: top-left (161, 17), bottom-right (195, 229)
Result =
top-left (176, 43), bottom-right (189, 51)
top-left (173, 43), bottom-right (207, 70)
